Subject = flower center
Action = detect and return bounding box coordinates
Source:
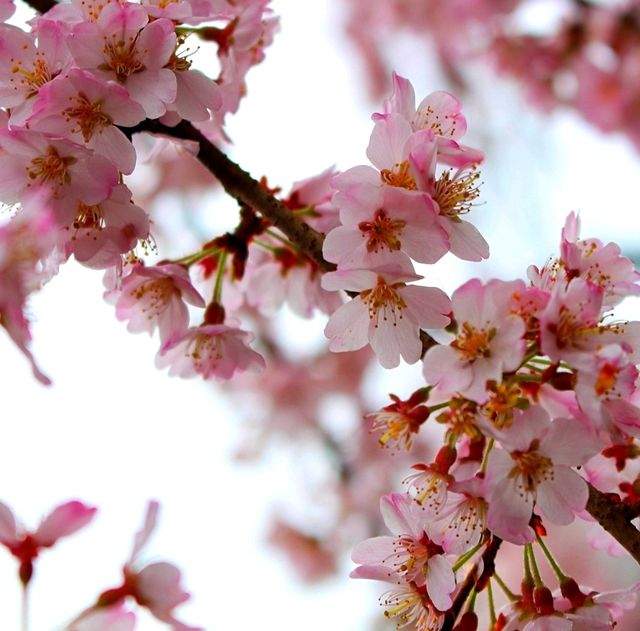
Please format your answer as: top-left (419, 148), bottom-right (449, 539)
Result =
top-left (10, 53), bottom-right (52, 98)
top-left (63, 94), bottom-right (112, 142)
top-left (380, 161), bottom-right (417, 190)
top-left (131, 277), bottom-right (177, 318)
top-left (360, 277), bottom-right (407, 327)
top-left (358, 209), bottom-right (406, 253)
top-left (432, 167), bottom-right (480, 218)
top-left (71, 202), bottom-right (105, 232)
top-left (595, 362), bottom-right (619, 397)
top-left (415, 104), bottom-right (457, 137)
top-left (451, 322), bottom-right (494, 361)
top-left (510, 443), bottom-right (553, 493)
top-left (26, 146), bottom-right (76, 192)
top-left (100, 36), bottom-right (146, 82)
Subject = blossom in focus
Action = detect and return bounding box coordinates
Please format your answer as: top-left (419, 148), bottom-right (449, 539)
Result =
top-left (422, 279), bottom-right (526, 403)
top-left (322, 264), bottom-right (451, 369)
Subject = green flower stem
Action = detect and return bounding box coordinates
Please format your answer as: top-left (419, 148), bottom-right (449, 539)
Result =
top-left (536, 534), bottom-right (567, 582)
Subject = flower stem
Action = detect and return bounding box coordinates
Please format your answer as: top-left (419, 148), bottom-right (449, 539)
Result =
top-left (21, 585), bottom-right (29, 631)
top-left (212, 250), bottom-right (228, 304)
top-left (493, 571), bottom-right (518, 601)
top-left (453, 541), bottom-right (484, 572)
top-left (536, 534), bottom-right (566, 582)
top-left (487, 581), bottom-right (496, 625)
top-left (526, 544), bottom-right (543, 587)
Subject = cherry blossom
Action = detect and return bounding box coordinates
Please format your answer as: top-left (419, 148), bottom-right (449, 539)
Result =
top-left (157, 322), bottom-right (265, 380)
top-left (351, 492), bottom-right (456, 612)
top-left (422, 279), bottom-right (526, 403)
top-left (110, 262), bottom-right (205, 343)
top-left (0, 499), bottom-right (96, 584)
top-left (485, 405), bottom-right (600, 544)
top-left (322, 264), bottom-right (451, 368)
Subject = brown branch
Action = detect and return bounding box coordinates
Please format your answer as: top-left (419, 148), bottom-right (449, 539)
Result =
top-left (441, 536), bottom-right (502, 631)
top-left (22, 0), bottom-right (56, 13)
top-left (130, 120), bottom-right (333, 273)
top-left (587, 483), bottom-right (640, 564)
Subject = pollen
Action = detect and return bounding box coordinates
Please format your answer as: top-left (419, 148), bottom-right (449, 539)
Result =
top-left (101, 36), bottom-right (145, 82)
top-left (510, 444), bottom-right (554, 493)
top-left (433, 165), bottom-right (481, 218)
top-left (451, 322), bottom-right (495, 361)
top-left (380, 161), bottom-right (417, 190)
top-left (10, 53), bottom-right (52, 97)
top-left (360, 277), bottom-right (407, 327)
top-left (358, 209), bottom-right (406, 253)
top-left (63, 94), bottom-right (112, 142)
top-left (26, 145), bottom-right (76, 192)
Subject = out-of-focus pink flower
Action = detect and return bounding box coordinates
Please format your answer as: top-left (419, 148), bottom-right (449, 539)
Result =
top-left (156, 322), bottom-right (265, 380)
top-left (95, 501), bottom-right (202, 631)
top-left (0, 499), bottom-right (96, 584)
top-left (69, 607), bottom-right (136, 631)
top-left (112, 262), bottom-right (205, 343)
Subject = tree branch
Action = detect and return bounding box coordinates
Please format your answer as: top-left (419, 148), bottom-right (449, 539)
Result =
top-left (130, 120), bottom-right (334, 272)
top-left (441, 536), bottom-right (502, 631)
top-left (586, 483), bottom-right (640, 564)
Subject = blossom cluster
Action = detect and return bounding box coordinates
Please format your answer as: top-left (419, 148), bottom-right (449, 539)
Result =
top-left (352, 203), bottom-right (640, 628)
top-left (322, 72), bottom-right (487, 369)
top-left (0, 499), bottom-right (200, 630)
top-left (0, 0), bottom-right (276, 382)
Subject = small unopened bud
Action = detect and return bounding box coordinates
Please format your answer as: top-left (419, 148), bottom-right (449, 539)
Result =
top-left (560, 578), bottom-right (587, 608)
top-left (533, 586), bottom-right (554, 616)
top-left (435, 445), bottom-right (457, 473)
top-left (204, 302), bottom-right (226, 325)
top-left (453, 611), bottom-right (478, 631)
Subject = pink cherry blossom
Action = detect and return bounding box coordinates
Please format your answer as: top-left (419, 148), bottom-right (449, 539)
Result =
top-left (94, 501), bottom-right (202, 630)
top-left (325, 180), bottom-right (448, 267)
top-left (68, 2), bottom-right (177, 118)
top-left (422, 279), bottom-right (526, 403)
top-left (55, 184), bottom-right (150, 269)
top-left (0, 20), bottom-right (71, 125)
top-left (156, 322), bottom-right (265, 380)
top-left (0, 128), bottom-right (117, 204)
top-left (373, 72), bottom-right (467, 141)
top-left (351, 492), bottom-right (456, 612)
top-left (0, 204), bottom-right (58, 384)
top-left (322, 265), bottom-right (451, 369)
top-left (0, 499), bottom-right (96, 584)
top-left (559, 212), bottom-right (640, 308)
top-left (485, 405), bottom-right (601, 544)
top-left (69, 607), bottom-right (136, 631)
top-left (574, 344), bottom-right (640, 439)
top-left (111, 263), bottom-right (205, 343)
top-left (28, 69), bottom-right (146, 174)
top-left (243, 241), bottom-right (341, 318)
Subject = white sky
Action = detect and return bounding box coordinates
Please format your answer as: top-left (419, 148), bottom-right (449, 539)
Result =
top-left (2, 0), bottom-right (640, 629)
